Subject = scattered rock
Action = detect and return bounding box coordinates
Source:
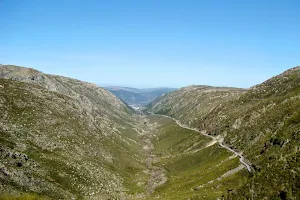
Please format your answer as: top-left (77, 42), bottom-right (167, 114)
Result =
top-left (17, 162), bottom-right (23, 167)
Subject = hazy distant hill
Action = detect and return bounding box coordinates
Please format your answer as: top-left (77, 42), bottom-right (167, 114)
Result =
top-left (104, 86), bottom-right (176, 107)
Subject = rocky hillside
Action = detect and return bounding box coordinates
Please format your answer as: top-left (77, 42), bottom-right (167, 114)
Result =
top-left (201, 67), bottom-right (300, 199)
top-left (147, 67), bottom-right (300, 199)
top-left (0, 65), bottom-right (148, 199)
top-left (147, 85), bottom-right (246, 126)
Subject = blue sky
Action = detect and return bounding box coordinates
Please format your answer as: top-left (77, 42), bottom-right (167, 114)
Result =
top-left (1, 0), bottom-right (299, 88)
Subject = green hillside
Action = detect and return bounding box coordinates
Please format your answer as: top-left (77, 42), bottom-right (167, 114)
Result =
top-left (147, 67), bottom-right (300, 199)
top-left (146, 85), bottom-right (246, 126)
top-left (0, 65), bottom-right (147, 199)
top-left (145, 116), bottom-right (248, 200)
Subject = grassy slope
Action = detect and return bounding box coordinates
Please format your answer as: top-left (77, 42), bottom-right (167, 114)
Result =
top-left (148, 67), bottom-right (300, 199)
top-left (0, 77), bottom-right (146, 199)
top-left (147, 85), bottom-right (246, 126)
top-left (146, 116), bottom-right (248, 200)
top-left (201, 67), bottom-right (300, 199)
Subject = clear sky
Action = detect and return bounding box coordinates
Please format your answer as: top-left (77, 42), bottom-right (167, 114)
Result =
top-left (1, 0), bottom-right (299, 88)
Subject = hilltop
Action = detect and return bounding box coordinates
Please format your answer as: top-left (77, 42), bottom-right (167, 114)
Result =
top-left (147, 85), bottom-right (246, 126)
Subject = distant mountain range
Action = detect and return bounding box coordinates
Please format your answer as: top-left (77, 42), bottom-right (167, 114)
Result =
top-left (104, 86), bottom-right (177, 108)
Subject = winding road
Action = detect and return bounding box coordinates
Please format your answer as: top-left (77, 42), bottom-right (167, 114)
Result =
top-left (151, 113), bottom-right (252, 173)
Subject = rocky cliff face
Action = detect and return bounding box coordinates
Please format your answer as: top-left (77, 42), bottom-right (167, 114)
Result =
top-left (147, 67), bottom-right (300, 199)
top-left (0, 65), bottom-right (147, 199)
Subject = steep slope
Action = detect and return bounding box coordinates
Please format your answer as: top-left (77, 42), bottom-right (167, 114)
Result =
top-left (201, 67), bottom-right (300, 199)
top-left (147, 67), bottom-right (300, 199)
top-left (147, 85), bottom-right (246, 126)
top-left (105, 86), bottom-right (176, 107)
top-left (0, 65), bottom-right (147, 199)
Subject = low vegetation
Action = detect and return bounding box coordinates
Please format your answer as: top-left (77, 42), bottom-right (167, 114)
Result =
top-left (147, 85), bottom-right (246, 126)
top-left (0, 66), bottom-right (147, 199)
top-left (1, 65), bottom-right (299, 199)
top-left (146, 116), bottom-right (248, 200)
top-left (147, 67), bottom-right (300, 199)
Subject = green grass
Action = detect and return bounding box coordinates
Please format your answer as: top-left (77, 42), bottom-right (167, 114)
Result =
top-left (146, 115), bottom-right (247, 200)
top-left (0, 194), bottom-right (48, 200)
top-left (147, 67), bottom-right (300, 199)
top-left (0, 78), bottom-right (148, 199)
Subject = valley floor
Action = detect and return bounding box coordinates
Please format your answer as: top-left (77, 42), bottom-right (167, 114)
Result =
top-left (131, 114), bottom-right (249, 200)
